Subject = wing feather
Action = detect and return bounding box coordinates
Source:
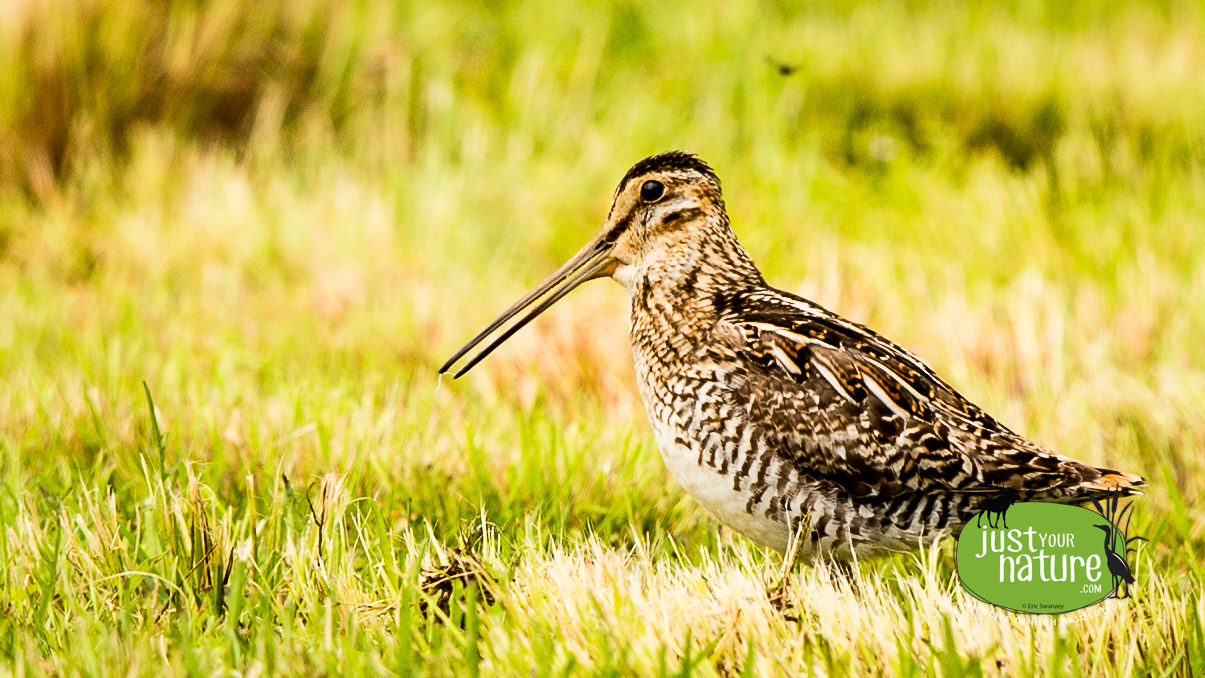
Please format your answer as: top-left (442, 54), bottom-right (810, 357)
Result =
top-left (717, 286), bottom-right (1142, 499)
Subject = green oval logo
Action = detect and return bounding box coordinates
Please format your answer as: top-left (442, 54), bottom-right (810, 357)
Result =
top-left (956, 502), bottom-right (1127, 614)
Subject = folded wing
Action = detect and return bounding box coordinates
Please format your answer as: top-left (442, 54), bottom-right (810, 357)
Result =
top-left (718, 287), bottom-right (1144, 500)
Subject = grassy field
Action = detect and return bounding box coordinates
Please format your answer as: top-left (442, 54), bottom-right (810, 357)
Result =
top-left (2, 0), bottom-right (1204, 674)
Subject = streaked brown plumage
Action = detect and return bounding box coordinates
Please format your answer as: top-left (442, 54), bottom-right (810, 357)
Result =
top-left (440, 151), bottom-right (1144, 562)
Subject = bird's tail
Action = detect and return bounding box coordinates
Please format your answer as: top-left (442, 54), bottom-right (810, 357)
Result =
top-left (1081, 468), bottom-right (1146, 497)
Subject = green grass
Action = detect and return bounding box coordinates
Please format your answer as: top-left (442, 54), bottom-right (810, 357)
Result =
top-left (2, 0), bottom-right (1204, 674)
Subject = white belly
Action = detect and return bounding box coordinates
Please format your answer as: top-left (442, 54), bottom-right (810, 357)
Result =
top-left (648, 419), bottom-right (793, 553)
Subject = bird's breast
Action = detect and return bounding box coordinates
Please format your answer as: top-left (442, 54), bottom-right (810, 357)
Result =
top-left (629, 340), bottom-right (797, 552)
top-left (643, 409), bottom-right (794, 552)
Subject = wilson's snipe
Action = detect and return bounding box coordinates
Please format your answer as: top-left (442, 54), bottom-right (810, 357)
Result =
top-left (440, 151), bottom-right (1144, 562)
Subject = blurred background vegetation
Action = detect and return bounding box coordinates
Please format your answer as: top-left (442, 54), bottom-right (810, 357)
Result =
top-left (1, 0), bottom-right (1203, 674)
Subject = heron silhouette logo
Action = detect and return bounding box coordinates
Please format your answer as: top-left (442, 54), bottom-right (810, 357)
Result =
top-left (955, 488), bottom-right (1148, 614)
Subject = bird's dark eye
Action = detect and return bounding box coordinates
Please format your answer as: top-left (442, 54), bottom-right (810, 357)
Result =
top-left (640, 180), bottom-right (665, 202)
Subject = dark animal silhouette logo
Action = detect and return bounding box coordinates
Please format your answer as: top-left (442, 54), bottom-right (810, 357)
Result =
top-left (1089, 487), bottom-right (1148, 599)
top-left (977, 487), bottom-right (1021, 529)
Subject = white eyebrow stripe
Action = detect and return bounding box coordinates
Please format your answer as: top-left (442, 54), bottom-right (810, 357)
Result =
top-left (653, 197), bottom-right (701, 215)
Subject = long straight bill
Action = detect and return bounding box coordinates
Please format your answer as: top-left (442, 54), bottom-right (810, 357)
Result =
top-left (439, 236), bottom-right (616, 378)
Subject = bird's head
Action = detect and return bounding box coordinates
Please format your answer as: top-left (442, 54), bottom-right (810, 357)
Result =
top-left (441, 151), bottom-right (749, 377)
top-left (600, 151), bottom-right (731, 289)
top-left (1093, 524), bottom-right (1112, 534)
